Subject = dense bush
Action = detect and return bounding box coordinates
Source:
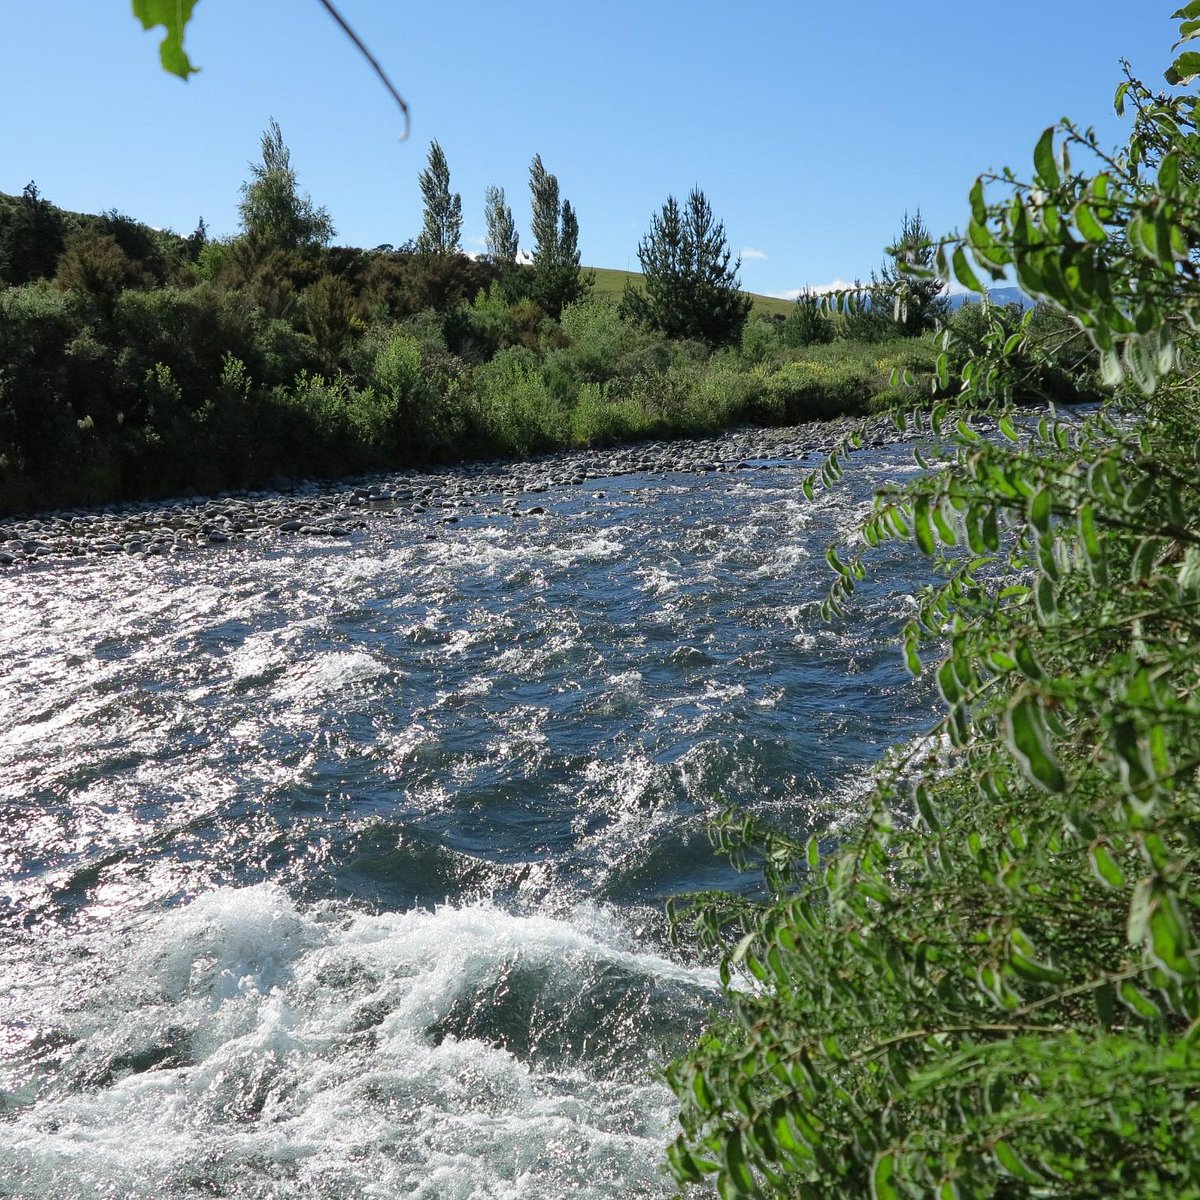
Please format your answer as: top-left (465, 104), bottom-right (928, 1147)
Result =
top-left (666, 15), bottom-right (1200, 1197)
top-left (1, 172), bottom-right (986, 514)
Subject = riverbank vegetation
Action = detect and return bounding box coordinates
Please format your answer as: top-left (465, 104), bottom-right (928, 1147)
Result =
top-left (0, 133), bottom-right (1098, 517)
top-left (667, 11), bottom-right (1200, 1197)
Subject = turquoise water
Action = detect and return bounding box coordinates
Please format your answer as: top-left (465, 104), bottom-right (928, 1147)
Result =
top-left (0, 440), bottom-right (933, 1197)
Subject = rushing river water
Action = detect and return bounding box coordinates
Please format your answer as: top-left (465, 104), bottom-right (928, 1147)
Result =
top-left (0, 430), bottom-right (935, 1198)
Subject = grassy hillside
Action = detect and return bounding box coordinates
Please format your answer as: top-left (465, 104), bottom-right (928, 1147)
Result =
top-left (588, 265), bottom-right (794, 319)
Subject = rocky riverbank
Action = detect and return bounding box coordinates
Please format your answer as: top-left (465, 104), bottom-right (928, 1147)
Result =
top-left (0, 418), bottom-right (897, 569)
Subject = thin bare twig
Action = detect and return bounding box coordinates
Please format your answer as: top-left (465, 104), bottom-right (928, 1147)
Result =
top-left (315, 0), bottom-right (410, 139)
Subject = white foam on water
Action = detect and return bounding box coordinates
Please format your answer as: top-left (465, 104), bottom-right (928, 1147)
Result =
top-left (0, 886), bottom-right (717, 1199)
top-left (275, 651), bottom-right (390, 702)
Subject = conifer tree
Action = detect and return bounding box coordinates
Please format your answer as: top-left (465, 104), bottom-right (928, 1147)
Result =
top-left (621, 187), bottom-right (751, 346)
top-left (416, 140), bottom-right (462, 256)
top-left (873, 208), bottom-right (949, 335)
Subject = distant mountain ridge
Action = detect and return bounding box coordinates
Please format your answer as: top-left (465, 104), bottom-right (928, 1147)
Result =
top-left (947, 286), bottom-right (1030, 310)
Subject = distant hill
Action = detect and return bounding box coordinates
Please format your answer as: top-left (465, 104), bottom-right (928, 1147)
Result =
top-left (590, 269), bottom-right (1032, 321)
top-left (588, 266), bottom-right (795, 319)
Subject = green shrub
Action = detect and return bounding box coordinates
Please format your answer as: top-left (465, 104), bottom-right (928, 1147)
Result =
top-left (468, 345), bottom-right (567, 455)
top-left (667, 15), bottom-right (1200, 1197)
top-left (757, 358), bottom-right (873, 420)
top-left (782, 292), bottom-right (834, 348)
top-left (568, 382), bottom-right (655, 446)
top-left (740, 314), bottom-right (784, 364)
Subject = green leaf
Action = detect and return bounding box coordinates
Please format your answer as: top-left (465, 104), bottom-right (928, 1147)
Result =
top-left (1009, 927), bottom-right (1066, 983)
top-left (724, 1130), bottom-right (756, 1196)
top-left (1028, 487), bottom-right (1052, 534)
top-left (1013, 641), bottom-right (1045, 681)
top-left (1132, 537), bottom-right (1161, 578)
top-left (668, 1141), bottom-right (708, 1185)
top-left (1166, 50), bottom-right (1200, 83)
top-left (1035, 577), bottom-right (1057, 622)
top-left (937, 659), bottom-right (963, 705)
top-left (1005, 696), bottom-right (1067, 792)
top-left (903, 623), bottom-right (923, 676)
top-left (913, 498), bottom-right (936, 556)
top-left (806, 835), bottom-right (820, 872)
top-left (1160, 152), bottom-right (1181, 194)
top-left (969, 178), bottom-right (987, 223)
top-left (915, 783), bottom-right (941, 833)
top-left (1074, 200), bottom-right (1108, 243)
top-left (1090, 842), bottom-right (1127, 889)
top-left (1033, 127), bottom-right (1060, 189)
top-left (993, 1140), bottom-right (1045, 1183)
top-left (133, 0), bottom-right (201, 78)
top-left (1148, 890), bottom-right (1193, 980)
top-left (871, 1152), bottom-right (900, 1200)
top-left (951, 245), bottom-right (984, 293)
top-left (1119, 979), bottom-right (1162, 1019)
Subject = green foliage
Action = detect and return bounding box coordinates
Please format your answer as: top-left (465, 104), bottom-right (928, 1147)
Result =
top-left (668, 12), bottom-right (1200, 1197)
top-left (740, 315), bottom-right (784, 364)
top-left (483, 184), bottom-right (519, 264)
top-left (528, 154), bottom-right (593, 318)
top-left (416, 140), bottom-right (463, 256)
top-left (0, 182), bottom-right (65, 285)
top-left (301, 272), bottom-right (360, 368)
top-left (782, 291), bottom-right (834, 348)
top-left (755, 357), bottom-right (873, 422)
top-left (238, 120), bottom-right (334, 252)
top-left (132, 0), bottom-right (200, 78)
top-left (622, 188), bottom-right (753, 347)
top-left (876, 208), bottom-right (950, 336)
top-left (468, 346), bottom-right (567, 455)
top-left (55, 228), bottom-right (146, 314)
top-left (943, 300), bottom-right (1103, 407)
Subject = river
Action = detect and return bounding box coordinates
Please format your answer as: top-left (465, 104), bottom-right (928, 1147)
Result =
top-left (0, 427), bottom-right (934, 1198)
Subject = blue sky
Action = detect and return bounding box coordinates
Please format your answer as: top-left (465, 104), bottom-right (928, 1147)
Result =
top-left (0, 4), bottom-right (1175, 298)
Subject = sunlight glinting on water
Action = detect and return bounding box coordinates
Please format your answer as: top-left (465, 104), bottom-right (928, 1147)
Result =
top-left (0, 443), bottom-right (935, 1197)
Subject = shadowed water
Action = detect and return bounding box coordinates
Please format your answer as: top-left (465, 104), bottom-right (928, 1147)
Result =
top-left (0, 439), bottom-right (934, 1197)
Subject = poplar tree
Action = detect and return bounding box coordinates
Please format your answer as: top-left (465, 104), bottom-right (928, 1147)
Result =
top-left (416, 140), bottom-right (462, 256)
top-left (483, 185), bottom-right (519, 264)
top-left (527, 154), bottom-right (590, 317)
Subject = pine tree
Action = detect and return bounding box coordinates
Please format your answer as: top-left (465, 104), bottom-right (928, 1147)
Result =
top-left (416, 140), bottom-right (462, 256)
top-left (483, 185), bottom-right (518, 263)
top-left (238, 120), bottom-right (334, 251)
top-left (621, 187), bottom-right (751, 346)
top-left (873, 208), bottom-right (949, 335)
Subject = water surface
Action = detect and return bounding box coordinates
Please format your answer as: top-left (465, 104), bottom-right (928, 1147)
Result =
top-left (0, 438), bottom-right (933, 1198)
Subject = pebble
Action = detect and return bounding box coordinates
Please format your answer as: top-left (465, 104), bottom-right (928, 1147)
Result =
top-left (0, 417), bottom-right (899, 570)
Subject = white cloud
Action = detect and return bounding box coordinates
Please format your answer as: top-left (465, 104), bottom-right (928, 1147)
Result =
top-left (769, 278), bottom-right (856, 301)
top-left (741, 247), bottom-right (768, 261)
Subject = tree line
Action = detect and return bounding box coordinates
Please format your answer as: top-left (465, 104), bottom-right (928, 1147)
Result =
top-left (0, 123), bottom-right (1096, 516)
